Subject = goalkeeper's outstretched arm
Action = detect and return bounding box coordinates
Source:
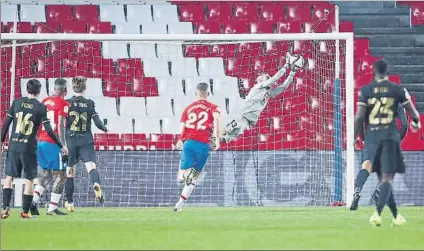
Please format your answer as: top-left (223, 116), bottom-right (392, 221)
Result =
top-left (257, 64), bottom-right (289, 89)
top-left (269, 70), bottom-right (296, 98)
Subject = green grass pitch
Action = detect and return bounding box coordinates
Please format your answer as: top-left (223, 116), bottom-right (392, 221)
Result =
top-left (2, 207), bottom-right (424, 250)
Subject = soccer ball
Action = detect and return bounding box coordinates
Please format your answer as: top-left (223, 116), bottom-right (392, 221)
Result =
top-left (290, 54), bottom-right (305, 70)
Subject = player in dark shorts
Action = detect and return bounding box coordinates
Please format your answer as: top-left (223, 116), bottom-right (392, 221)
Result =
top-left (350, 103), bottom-right (408, 211)
top-left (353, 60), bottom-right (421, 227)
top-left (0, 79), bottom-right (68, 219)
top-left (64, 77), bottom-right (108, 212)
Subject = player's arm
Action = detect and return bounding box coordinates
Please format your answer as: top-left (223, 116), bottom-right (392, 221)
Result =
top-left (175, 109), bottom-right (187, 150)
top-left (353, 87), bottom-right (368, 142)
top-left (91, 101), bottom-right (108, 132)
top-left (399, 88), bottom-right (421, 132)
top-left (213, 108), bottom-right (221, 150)
top-left (41, 108), bottom-right (67, 154)
top-left (397, 104), bottom-right (408, 141)
top-left (58, 102), bottom-right (69, 147)
top-left (0, 101), bottom-right (15, 144)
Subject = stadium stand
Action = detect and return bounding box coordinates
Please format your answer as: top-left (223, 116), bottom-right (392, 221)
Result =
top-left (0, 1), bottom-right (423, 151)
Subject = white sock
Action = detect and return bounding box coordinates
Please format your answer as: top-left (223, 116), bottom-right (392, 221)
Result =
top-left (47, 193), bottom-right (61, 212)
top-left (175, 183), bottom-right (195, 209)
top-left (33, 185), bottom-right (45, 204)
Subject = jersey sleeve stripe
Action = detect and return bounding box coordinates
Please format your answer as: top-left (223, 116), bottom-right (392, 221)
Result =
top-left (92, 113), bottom-right (98, 117)
top-left (42, 120), bottom-right (50, 123)
top-left (6, 114), bottom-right (12, 117)
top-left (356, 102), bottom-right (367, 106)
top-left (401, 100), bottom-right (411, 106)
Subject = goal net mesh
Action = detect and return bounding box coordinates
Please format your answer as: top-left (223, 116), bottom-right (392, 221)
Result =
top-left (1, 26), bottom-right (349, 208)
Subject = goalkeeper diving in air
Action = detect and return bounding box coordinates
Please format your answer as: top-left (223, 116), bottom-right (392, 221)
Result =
top-left (222, 52), bottom-right (305, 143)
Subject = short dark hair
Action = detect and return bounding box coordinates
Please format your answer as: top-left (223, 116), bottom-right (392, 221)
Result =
top-left (72, 76), bottom-right (87, 93)
top-left (27, 79), bottom-right (41, 95)
top-left (54, 78), bottom-right (67, 92)
top-left (373, 60), bottom-right (388, 76)
top-left (196, 82), bottom-right (209, 93)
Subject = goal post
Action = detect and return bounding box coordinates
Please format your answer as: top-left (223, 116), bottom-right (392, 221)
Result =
top-left (1, 32), bottom-right (355, 207)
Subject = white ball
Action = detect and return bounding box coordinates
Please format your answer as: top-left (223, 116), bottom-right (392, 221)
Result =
top-left (290, 54), bottom-right (305, 70)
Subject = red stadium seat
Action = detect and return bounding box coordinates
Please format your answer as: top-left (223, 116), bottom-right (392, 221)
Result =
top-left (412, 3), bottom-right (424, 26)
top-left (87, 22), bottom-right (112, 34)
top-left (286, 4), bottom-right (312, 21)
top-left (225, 57), bottom-right (253, 78)
top-left (210, 44), bottom-right (237, 58)
top-left (34, 22), bottom-right (60, 33)
top-left (354, 74), bottom-right (373, 88)
top-left (249, 21), bottom-right (274, 33)
top-left (237, 42), bottom-right (261, 57)
top-left (6, 22), bottom-right (32, 33)
top-left (223, 21), bottom-right (248, 34)
top-left (339, 21), bottom-right (354, 32)
top-left (46, 5), bottom-right (73, 22)
top-left (195, 21), bottom-right (221, 34)
top-left (264, 41), bottom-right (289, 57)
top-left (103, 76), bottom-right (131, 98)
top-left (357, 55), bottom-right (383, 76)
top-left (149, 134), bottom-right (175, 150)
top-left (178, 4), bottom-right (205, 22)
top-left (90, 58), bottom-right (114, 79)
top-left (62, 21), bottom-right (87, 33)
top-left (312, 3), bottom-right (335, 22)
top-left (133, 77), bottom-right (158, 97)
top-left (206, 2), bottom-right (232, 21)
top-left (73, 5), bottom-right (99, 22)
top-left (117, 58), bottom-right (143, 80)
top-left (184, 45), bottom-right (210, 58)
top-left (388, 75), bottom-right (401, 84)
top-left (121, 134), bottom-right (149, 151)
top-left (354, 38), bottom-right (370, 58)
top-left (76, 41), bottom-right (102, 57)
top-left (253, 54), bottom-right (280, 76)
top-left (233, 3), bottom-right (259, 21)
top-left (277, 21), bottom-right (302, 33)
top-left (0, 22), bottom-right (3, 33)
top-left (94, 133), bottom-right (121, 151)
top-left (259, 4), bottom-right (285, 21)
top-left (49, 41), bottom-right (75, 60)
top-left (62, 56), bottom-right (79, 77)
top-left (304, 21), bottom-right (330, 33)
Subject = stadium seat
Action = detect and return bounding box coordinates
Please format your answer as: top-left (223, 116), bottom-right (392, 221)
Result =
top-left (253, 54), bottom-right (280, 76)
top-left (259, 4), bottom-right (285, 21)
top-left (161, 117), bottom-right (181, 134)
top-left (127, 5), bottom-right (153, 24)
top-left (1, 4), bottom-right (18, 23)
top-left (157, 43), bottom-right (184, 60)
top-left (146, 97), bottom-right (175, 117)
top-left (103, 76), bottom-right (130, 97)
top-left (73, 5), bottom-right (99, 22)
top-left (115, 23), bottom-right (141, 34)
top-left (354, 38), bottom-right (370, 58)
top-left (102, 42), bottom-right (128, 60)
top-left (339, 21), bottom-right (354, 32)
top-left (121, 134), bottom-right (149, 150)
top-left (34, 22), bottom-right (60, 33)
top-left (178, 4), bottom-right (205, 22)
top-left (195, 21), bottom-right (221, 34)
top-left (286, 4), bottom-right (312, 21)
top-left (20, 78), bottom-right (48, 100)
top-left (129, 43), bottom-right (157, 59)
top-left (133, 77), bottom-right (158, 97)
top-left (156, 77), bottom-right (181, 97)
top-left (62, 21), bottom-right (87, 33)
top-left (233, 3), bottom-right (259, 21)
top-left (388, 75), bottom-right (401, 84)
top-left (84, 78), bottom-right (104, 99)
top-left (183, 77), bottom-right (210, 97)
top-left (0, 22), bottom-right (3, 33)
top-left (357, 55), bottom-right (383, 76)
top-left (171, 97), bottom-right (192, 116)
top-left (117, 58), bottom-right (143, 80)
top-left (210, 44), bottom-right (237, 58)
top-left (149, 134), bottom-right (176, 150)
top-left (87, 21), bottom-right (112, 34)
top-left (198, 58), bottom-right (226, 77)
top-left (168, 22), bottom-right (194, 34)
top-left (120, 97), bottom-right (147, 118)
top-left (412, 3), bottom-right (424, 26)
top-left (6, 22), bottom-right (32, 33)
top-left (206, 2), bottom-right (232, 21)
top-left (249, 21), bottom-right (274, 33)
top-left (46, 5), bottom-right (73, 22)
top-left (184, 45), bottom-right (210, 58)
top-left (237, 42), bottom-right (261, 57)
top-left (225, 57), bottom-right (253, 78)
top-left (134, 117), bottom-right (161, 134)
top-left (153, 5), bottom-right (179, 23)
top-left (171, 58), bottom-right (198, 77)
top-left (312, 3), bottom-right (335, 22)
top-left (223, 21), bottom-right (249, 34)
top-left (143, 60), bottom-right (171, 77)
top-left (20, 5), bottom-right (46, 22)
top-left (99, 5), bottom-right (126, 23)
top-left (142, 23), bottom-right (167, 34)
top-left (94, 133), bottom-right (121, 151)
top-left (277, 21), bottom-right (302, 33)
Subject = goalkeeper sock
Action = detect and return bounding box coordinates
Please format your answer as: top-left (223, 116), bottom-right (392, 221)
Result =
top-left (175, 183), bottom-right (195, 209)
top-left (387, 191), bottom-right (398, 218)
top-left (65, 178), bottom-right (74, 203)
top-left (354, 169), bottom-right (370, 194)
top-left (89, 169), bottom-right (100, 185)
top-left (22, 194), bottom-right (33, 214)
top-left (33, 185), bottom-right (45, 204)
top-left (376, 182), bottom-right (392, 215)
top-left (2, 188), bottom-right (12, 210)
top-left (48, 193), bottom-right (61, 212)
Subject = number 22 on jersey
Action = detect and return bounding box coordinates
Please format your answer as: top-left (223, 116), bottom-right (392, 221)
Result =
top-left (185, 111), bottom-right (208, 130)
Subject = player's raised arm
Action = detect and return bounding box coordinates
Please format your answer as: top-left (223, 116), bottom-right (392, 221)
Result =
top-left (91, 101), bottom-right (108, 132)
top-left (212, 108), bottom-right (221, 150)
top-left (0, 101), bottom-right (15, 145)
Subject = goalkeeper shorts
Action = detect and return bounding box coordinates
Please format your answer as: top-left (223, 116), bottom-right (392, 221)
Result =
top-left (179, 139), bottom-right (210, 171)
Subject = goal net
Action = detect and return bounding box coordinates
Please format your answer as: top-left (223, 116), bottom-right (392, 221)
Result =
top-left (1, 31), bottom-right (355, 207)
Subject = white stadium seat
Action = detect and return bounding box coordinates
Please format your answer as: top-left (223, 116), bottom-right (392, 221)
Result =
top-left (129, 43), bottom-right (157, 59)
top-left (100, 5), bottom-right (126, 23)
top-left (152, 5), bottom-right (179, 23)
top-left (143, 60), bottom-right (170, 77)
top-left (157, 44), bottom-right (184, 60)
top-left (146, 97), bottom-right (174, 117)
top-left (172, 97), bottom-right (192, 116)
top-left (120, 97), bottom-right (147, 118)
top-left (171, 58), bottom-right (198, 77)
top-left (156, 77), bottom-right (182, 97)
top-left (134, 117), bottom-right (161, 134)
top-left (183, 77), bottom-right (211, 97)
top-left (21, 78), bottom-right (48, 100)
top-left (168, 22), bottom-right (193, 34)
top-left (161, 117), bottom-right (180, 134)
top-left (115, 23), bottom-right (141, 34)
top-left (198, 58), bottom-right (226, 77)
top-left (20, 5), bottom-right (46, 22)
top-left (213, 77), bottom-right (239, 98)
top-left (102, 42), bottom-right (128, 60)
top-left (94, 116), bottom-right (133, 134)
top-left (90, 97), bottom-right (118, 118)
top-left (127, 5), bottom-right (153, 24)
top-left (1, 5), bottom-right (18, 23)
top-left (84, 78), bottom-right (103, 99)
top-left (209, 96), bottom-right (228, 115)
top-left (141, 23), bottom-right (167, 34)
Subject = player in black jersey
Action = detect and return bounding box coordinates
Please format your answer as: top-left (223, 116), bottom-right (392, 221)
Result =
top-left (353, 60), bottom-right (421, 226)
top-left (64, 77), bottom-right (108, 212)
top-left (0, 79), bottom-right (68, 219)
top-left (350, 104), bottom-right (408, 211)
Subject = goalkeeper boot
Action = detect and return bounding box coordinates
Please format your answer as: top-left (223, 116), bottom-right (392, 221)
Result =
top-left (65, 202), bottom-right (75, 213)
top-left (392, 214), bottom-right (406, 227)
top-left (47, 209), bottom-right (68, 216)
top-left (185, 168), bottom-right (199, 186)
top-left (30, 202), bottom-right (40, 216)
top-left (369, 212), bottom-right (382, 227)
top-left (93, 183), bottom-right (104, 203)
top-left (1, 208), bottom-right (10, 219)
top-left (20, 212), bottom-right (35, 219)
top-left (350, 192), bottom-right (361, 211)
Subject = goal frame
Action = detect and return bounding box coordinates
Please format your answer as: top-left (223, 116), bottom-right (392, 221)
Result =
top-left (1, 32), bottom-right (355, 207)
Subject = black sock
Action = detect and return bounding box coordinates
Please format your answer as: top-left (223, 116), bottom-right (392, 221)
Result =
top-left (376, 182), bottom-right (392, 215)
top-left (372, 187), bottom-right (380, 205)
top-left (22, 194), bottom-right (33, 214)
top-left (354, 169), bottom-right (370, 194)
top-left (2, 188), bottom-right (12, 210)
top-left (387, 191), bottom-right (398, 218)
top-left (65, 178), bottom-right (74, 203)
top-left (89, 169), bottom-right (100, 185)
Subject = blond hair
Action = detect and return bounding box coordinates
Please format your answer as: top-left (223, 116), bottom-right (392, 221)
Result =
top-left (72, 76), bottom-right (87, 93)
